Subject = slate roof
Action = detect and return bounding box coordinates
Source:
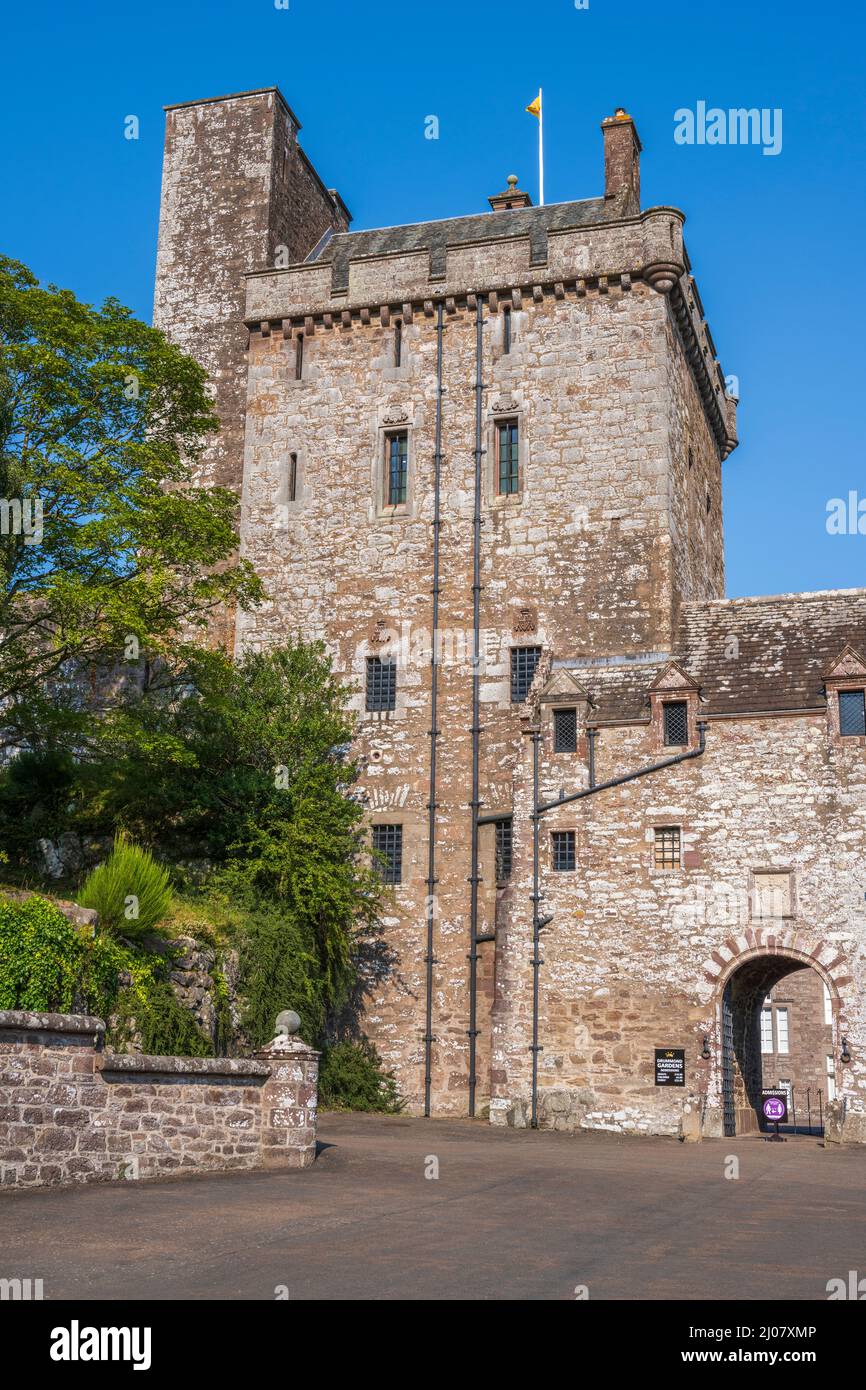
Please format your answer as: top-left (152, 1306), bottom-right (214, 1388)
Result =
top-left (557, 590), bottom-right (866, 723)
top-left (677, 590), bottom-right (866, 716)
top-left (308, 198), bottom-right (611, 291)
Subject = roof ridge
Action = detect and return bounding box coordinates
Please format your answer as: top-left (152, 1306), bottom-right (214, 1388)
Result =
top-left (317, 196), bottom-right (605, 245)
top-left (683, 588), bottom-right (866, 610)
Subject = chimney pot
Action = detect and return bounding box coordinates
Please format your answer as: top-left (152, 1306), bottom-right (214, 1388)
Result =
top-left (488, 175), bottom-right (533, 211)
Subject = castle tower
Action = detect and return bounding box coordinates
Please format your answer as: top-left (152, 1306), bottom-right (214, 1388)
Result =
top-left (150, 90), bottom-right (866, 1142)
top-left (153, 87), bottom-right (350, 497)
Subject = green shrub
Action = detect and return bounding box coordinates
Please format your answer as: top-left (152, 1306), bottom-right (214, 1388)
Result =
top-left (79, 834), bottom-right (172, 939)
top-left (235, 896), bottom-right (327, 1050)
top-left (0, 749), bottom-right (78, 873)
top-left (318, 1039), bottom-right (403, 1113)
top-left (0, 894), bottom-right (122, 1015)
top-left (108, 967), bottom-right (211, 1057)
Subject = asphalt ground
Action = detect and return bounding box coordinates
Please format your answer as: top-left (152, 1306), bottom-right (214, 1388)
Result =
top-left (3, 1110), bottom-right (864, 1302)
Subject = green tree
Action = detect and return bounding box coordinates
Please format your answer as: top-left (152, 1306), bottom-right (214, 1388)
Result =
top-left (92, 641), bottom-right (385, 1016)
top-left (0, 256), bottom-right (261, 751)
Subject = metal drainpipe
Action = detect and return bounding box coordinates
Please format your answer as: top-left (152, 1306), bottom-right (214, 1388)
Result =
top-left (467, 293), bottom-right (485, 1118)
top-left (423, 302), bottom-right (445, 1118)
top-left (527, 720), bottom-right (708, 1128)
top-left (587, 725), bottom-right (597, 789)
top-left (529, 728), bottom-right (545, 1129)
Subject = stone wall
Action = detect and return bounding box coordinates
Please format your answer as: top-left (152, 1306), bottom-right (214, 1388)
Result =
top-left (0, 1011), bottom-right (319, 1190)
top-left (763, 966), bottom-right (834, 1119)
top-left (489, 705), bottom-right (866, 1142)
top-left (150, 89), bottom-right (863, 1142)
top-left (236, 267), bottom-right (730, 1116)
top-left (153, 87), bottom-right (350, 647)
top-left (154, 86), bottom-right (348, 499)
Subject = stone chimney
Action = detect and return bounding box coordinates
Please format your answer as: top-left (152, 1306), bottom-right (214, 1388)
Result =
top-left (489, 174), bottom-right (533, 211)
top-left (601, 108), bottom-right (641, 215)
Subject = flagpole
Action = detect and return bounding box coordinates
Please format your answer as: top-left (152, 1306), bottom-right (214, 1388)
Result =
top-left (538, 87), bottom-right (544, 206)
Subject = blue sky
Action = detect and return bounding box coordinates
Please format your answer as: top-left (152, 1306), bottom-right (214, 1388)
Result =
top-left (1, 0), bottom-right (863, 598)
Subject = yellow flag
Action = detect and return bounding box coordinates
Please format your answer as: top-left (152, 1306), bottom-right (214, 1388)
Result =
top-left (526, 91), bottom-right (542, 119)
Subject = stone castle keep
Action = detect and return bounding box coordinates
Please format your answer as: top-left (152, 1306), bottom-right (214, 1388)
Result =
top-left (154, 87), bottom-right (866, 1142)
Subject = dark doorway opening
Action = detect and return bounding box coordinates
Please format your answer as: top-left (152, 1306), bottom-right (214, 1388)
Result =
top-left (721, 957), bottom-right (834, 1138)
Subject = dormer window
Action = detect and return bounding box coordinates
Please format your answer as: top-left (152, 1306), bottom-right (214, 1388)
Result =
top-left (553, 707), bottom-right (578, 753)
top-left (823, 647), bottom-right (866, 742)
top-left (663, 700), bottom-right (689, 747)
top-left (839, 688), bottom-right (866, 737)
top-left (647, 663), bottom-right (700, 754)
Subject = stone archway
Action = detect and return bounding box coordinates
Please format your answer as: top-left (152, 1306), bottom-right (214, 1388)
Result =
top-left (703, 931), bottom-right (849, 1138)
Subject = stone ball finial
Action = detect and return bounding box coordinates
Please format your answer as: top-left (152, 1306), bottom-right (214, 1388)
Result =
top-left (275, 1009), bottom-right (301, 1037)
top-left (507, 174), bottom-right (519, 188)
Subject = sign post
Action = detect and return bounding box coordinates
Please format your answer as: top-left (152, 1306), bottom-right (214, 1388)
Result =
top-left (761, 1088), bottom-right (788, 1142)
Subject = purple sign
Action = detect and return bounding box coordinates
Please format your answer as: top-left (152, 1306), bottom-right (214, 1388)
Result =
top-left (761, 1090), bottom-right (789, 1123)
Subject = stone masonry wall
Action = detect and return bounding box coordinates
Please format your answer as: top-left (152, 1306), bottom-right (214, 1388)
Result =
top-left (154, 87), bottom-right (348, 499)
top-left (490, 707), bottom-right (866, 1141)
top-left (0, 1012), bottom-right (319, 1189)
top-left (764, 966), bottom-right (834, 1115)
top-left (236, 237), bottom-right (729, 1115)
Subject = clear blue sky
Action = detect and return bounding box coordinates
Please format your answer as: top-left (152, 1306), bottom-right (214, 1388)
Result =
top-left (2, 0), bottom-right (863, 599)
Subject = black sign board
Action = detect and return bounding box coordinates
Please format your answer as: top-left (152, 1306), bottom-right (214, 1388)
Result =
top-left (761, 1089), bottom-right (789, 1124)
top-left (654, 1048), bottom-right (685, 1086)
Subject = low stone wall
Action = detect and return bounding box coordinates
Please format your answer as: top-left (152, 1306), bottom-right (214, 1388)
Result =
top-left (0, 1010), bottom-right (319, 1190)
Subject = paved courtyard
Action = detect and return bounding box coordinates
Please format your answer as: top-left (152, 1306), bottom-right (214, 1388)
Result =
top-left (2, 1112), bottom-right (864, 1301)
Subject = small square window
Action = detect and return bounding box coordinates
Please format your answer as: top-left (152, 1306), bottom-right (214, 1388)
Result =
top-left (385, 432), bottom-right (408, 506)
top-left (552, 830), bottom-right (576, 872)
top-left (366, 656), bottom-right (396, 712)
top-left (839, 689), bottom-right (866, 737)
top-left (495, 818), bottom-right (513, 881)
top-left (510, 646), bottom-right (541, 703)
top-left (372, 824), bottom-right (403, 885)
top-left (497, 419), bottom-right (519, 495)
top-left (663, 700), bottom-right (689, 746)
top-left (654, 826), bottom-right (681, 870)
top-left (553, 707), bottom-right (578, 753)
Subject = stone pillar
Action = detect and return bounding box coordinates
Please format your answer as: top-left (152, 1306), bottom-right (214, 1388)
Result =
top-left (256, 1032), bottom-right (321, 1170)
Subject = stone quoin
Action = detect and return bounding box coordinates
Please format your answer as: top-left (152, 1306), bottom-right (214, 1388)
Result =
top-left (152, 88), bottom-right (866, 1142)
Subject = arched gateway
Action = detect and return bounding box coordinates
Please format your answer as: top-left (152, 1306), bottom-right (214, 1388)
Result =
top-left (708, 938), bottom-right (848, 1137)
